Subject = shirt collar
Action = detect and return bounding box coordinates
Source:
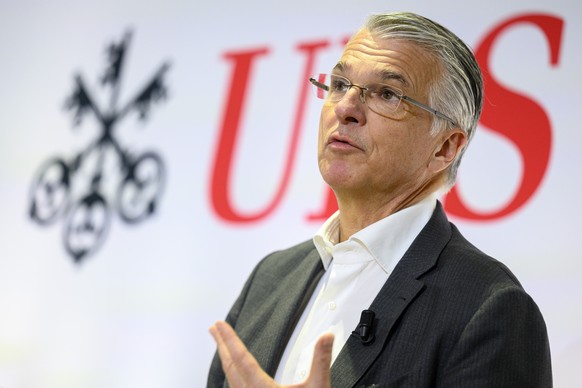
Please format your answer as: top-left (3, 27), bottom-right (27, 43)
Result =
top-left (313, 194), bottom-right (437, 273)
top-left (313, 210), bottom-right (340, 270)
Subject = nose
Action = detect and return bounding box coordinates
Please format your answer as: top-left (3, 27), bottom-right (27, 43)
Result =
top-left (350, 85), bottom-right (368, 104)
top-left (333, 86), bottom-right (367, 125)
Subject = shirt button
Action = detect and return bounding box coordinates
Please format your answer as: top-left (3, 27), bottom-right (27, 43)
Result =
top-left (300, 369), bottom-right (307, 379)
top-left (328, 301), bottom-right (337, 310)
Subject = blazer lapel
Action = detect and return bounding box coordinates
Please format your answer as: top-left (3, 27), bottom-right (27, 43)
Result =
top-left (330, 203), bottom-right (452, 387)
top-left (241, 246), bottom-right (325, 376)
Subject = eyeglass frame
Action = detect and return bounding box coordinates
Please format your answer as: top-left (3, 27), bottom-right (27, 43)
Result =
top-left (309, 74), bottom-right (459, 128)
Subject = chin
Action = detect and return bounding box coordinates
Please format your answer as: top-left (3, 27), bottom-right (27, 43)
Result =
top-left (321, 169), bottom-right (361, 192)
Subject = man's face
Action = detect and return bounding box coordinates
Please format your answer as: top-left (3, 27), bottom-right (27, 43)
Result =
top-left (317, 29), bottom-right (451, 205)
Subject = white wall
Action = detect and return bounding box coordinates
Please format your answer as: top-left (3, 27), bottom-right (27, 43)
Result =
top-left (0, 0), bottom-right (580, 386)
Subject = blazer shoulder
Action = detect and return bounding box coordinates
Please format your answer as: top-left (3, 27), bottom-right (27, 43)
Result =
top-left (440, 222), bottom-right (524, 292)
top-left (255, 239), bottom-right (318, 275)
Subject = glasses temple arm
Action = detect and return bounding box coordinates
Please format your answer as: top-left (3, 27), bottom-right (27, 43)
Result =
top-left (401, 96), bottom-right (458, 127)
top-left (309, 78), bottom-right (329, 91)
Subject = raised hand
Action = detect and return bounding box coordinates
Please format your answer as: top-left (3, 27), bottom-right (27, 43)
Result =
top-left (209, 320), bottom-right (334, 388)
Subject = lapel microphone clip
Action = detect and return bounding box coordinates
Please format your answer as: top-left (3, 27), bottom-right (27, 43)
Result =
top-left (352, 309), bottom-right (376, 345)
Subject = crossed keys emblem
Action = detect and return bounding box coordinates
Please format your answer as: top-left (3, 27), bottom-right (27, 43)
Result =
top-left (28, 30), bottom-right (170, 263)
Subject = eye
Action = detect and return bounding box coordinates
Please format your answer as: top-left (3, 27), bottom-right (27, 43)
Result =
top-left (377, 86), bottom-right (400, 102)
top-left (330, 76), bottom-right (350, 93)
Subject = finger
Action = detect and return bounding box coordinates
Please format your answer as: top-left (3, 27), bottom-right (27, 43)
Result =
top-left (304, 333), bottom-right (334, 387)
top-left (209, 323), bottom-right (235, 378)
top-left (214, 321), bottom-right (260, 371)
top-left (211, 321), bottom-right (274, 387)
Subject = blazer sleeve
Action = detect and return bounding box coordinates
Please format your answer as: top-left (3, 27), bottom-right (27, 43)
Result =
top-left (440, 285), bottom-right (552, 387)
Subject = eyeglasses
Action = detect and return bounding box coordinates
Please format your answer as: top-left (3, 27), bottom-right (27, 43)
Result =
top-left (309, 73), bottom-right (458, 127)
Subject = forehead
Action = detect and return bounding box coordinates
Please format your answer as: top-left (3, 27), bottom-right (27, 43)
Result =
top-left (335, 29), bottom-right (439, 94)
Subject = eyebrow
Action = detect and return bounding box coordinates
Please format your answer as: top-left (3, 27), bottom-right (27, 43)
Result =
top-left (379, 70), bottom-right (409, 87)
top-left (332, 61), bottom-right (410, 87)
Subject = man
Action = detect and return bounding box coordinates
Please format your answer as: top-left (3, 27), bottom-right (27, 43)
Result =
top-left (208, 11), bottom-right (552, 388)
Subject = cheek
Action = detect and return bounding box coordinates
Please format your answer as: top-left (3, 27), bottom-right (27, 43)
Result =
top-left (317, 122), bottom-right (326, 156)
top-left (317, 107), bottom-right (335, 150)
top-left (369, 126), bottom-right (426, 168)
top-left (320, 104), bottom-right (336, 125)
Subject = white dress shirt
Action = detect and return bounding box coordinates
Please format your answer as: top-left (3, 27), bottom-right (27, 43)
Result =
top-left (274, 194), bottom-right (437, 384)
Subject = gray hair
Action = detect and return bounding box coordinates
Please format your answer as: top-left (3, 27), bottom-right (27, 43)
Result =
top-left (364, 12), bottom-right (483, 189)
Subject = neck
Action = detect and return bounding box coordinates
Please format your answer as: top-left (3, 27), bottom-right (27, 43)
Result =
top-left (334, 179), bottom-right (441, 242)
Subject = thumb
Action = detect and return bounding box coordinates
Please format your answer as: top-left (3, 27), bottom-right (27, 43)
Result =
top-left (305, 333), bottom-right (334, 388)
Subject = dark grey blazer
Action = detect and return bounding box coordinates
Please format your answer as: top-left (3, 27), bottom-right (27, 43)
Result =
top-left (207, 203), bottom-right (552, 387)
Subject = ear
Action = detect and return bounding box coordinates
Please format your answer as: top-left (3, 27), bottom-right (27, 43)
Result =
top-left (428, 129), bottom-right (467, 173)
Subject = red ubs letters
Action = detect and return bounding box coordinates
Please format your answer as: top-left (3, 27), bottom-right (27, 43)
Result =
top-left (210, 13), bottom-right (564, 224)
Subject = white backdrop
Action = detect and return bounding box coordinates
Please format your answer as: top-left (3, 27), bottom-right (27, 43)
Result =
top-left (0, 0), bottom-right (581, 387)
